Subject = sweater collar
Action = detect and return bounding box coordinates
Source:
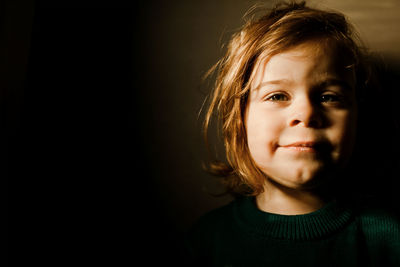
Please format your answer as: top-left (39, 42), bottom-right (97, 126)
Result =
top-left (233, 197), bottom-right (353, 241)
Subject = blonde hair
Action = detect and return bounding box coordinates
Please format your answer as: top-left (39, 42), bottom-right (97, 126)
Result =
top-left (203, 1), bottom-right (369, 196)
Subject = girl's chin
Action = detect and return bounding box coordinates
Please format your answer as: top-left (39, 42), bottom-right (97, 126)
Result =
top-left (262, 165), bottom-right (330, 189)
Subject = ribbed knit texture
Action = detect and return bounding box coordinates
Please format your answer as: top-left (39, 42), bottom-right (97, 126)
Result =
top-left (186, 197), bottom-right (400, 266)
top-left (235, 197), bottom-right (353, 241)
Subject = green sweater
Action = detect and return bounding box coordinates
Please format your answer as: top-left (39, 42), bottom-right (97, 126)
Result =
top-left (186, 197), bottom-right (400, 266)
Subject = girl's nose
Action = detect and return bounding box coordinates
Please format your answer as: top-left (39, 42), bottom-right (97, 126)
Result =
top-left (289, 97), bottom-right (323, 128)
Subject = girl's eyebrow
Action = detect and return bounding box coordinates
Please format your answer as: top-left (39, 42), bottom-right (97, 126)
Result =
top-left (254, 78), bottom-right (352, 91)
top-left (314, 78), bottom-right (353, 91)
top-left (254, 79), bottom-right (292, 91)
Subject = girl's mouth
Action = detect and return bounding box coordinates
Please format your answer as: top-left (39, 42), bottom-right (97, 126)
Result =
top-left (280, 141), bottom-right (331, 153)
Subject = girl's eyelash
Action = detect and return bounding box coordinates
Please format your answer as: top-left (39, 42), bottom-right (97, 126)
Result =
top-left (320, 93), bottom-right (342, 103)
top-left (263, 92), bottom-right (344, 104)
top-left (265, 93), bottom-right (289, 101)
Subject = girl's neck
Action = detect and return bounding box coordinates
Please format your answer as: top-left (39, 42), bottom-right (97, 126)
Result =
top-left (255, 183), bottom-right (325, 215)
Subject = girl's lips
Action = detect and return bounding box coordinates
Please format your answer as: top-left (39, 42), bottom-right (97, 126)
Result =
top-left (279, 141), bottom-right (328, 152)
top-left (282, 141), bottom-right (318, 148)
top-left (282, 146), bottom-right (317, 152)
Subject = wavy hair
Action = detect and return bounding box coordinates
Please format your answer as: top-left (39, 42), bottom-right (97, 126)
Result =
top-left (202, 1), bottom-right (370, 196)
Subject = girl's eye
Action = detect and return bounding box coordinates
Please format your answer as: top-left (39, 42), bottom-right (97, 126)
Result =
top-left (265, 93), bottom-right (289, 102)
top-left (320, 94), bottom-right (340, 103)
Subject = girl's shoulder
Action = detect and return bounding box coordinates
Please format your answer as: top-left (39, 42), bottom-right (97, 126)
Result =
top-left (353, 202), bottom-right (400, 264)
top-left (188, 198), bottom-right (238, 236)
top-left (184, 198), bottom-right (239, 263)
top-left (355, 201), bottom-right (400, 241)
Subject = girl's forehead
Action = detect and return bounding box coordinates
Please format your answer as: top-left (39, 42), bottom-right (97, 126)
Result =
top-left (251, 40), bottom-right (356, 89)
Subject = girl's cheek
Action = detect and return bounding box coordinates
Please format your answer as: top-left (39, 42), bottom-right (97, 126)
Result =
top-left (331, 112), bottom-right (357, 162)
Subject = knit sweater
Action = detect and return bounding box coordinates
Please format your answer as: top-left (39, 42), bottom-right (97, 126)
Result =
top-left (186, 197), bottom-right (400, 266)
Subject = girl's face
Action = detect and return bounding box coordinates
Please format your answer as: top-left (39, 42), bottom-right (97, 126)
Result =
top-left (245, 41), bottom-right (357, 190)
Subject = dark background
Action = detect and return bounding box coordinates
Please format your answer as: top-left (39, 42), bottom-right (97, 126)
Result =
top-left (4, 0), bottom-right (400, 265)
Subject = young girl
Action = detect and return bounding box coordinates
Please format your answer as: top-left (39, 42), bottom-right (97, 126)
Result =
top-left (186, 1), bottom-right (400, 266)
